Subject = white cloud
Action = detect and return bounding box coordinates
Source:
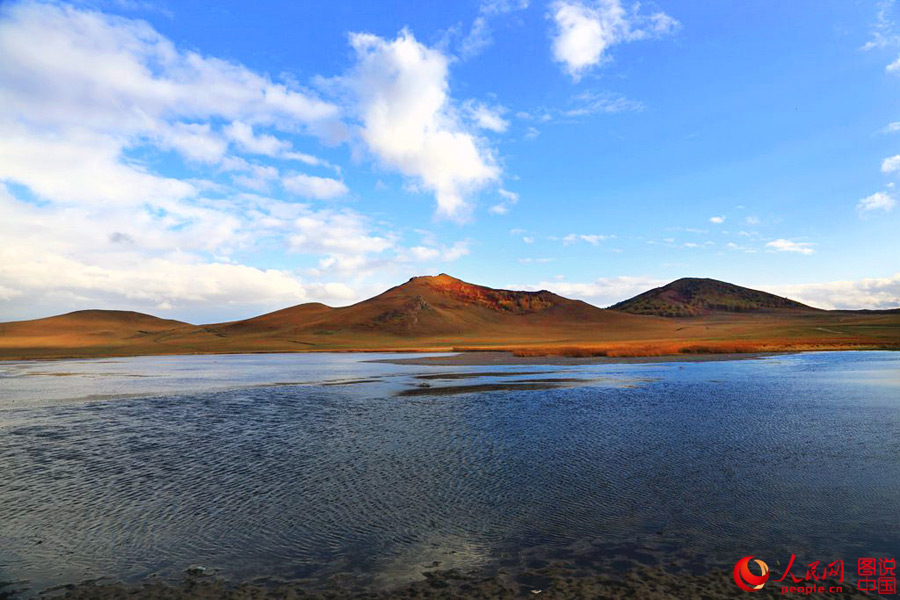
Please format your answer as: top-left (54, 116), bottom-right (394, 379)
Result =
top-left (883, 121), bottom-right (900, 133)
top-left (550, 0), bottom-right (679, 80)
top-left (516, 275), bottom-right (665, 307)
top-left (862, 0), bottom-right (899, 52)
top-left (465, 100), bottom-right (510, 132)
top-left (343, 30), bottom-right (500, 220)
top-left (489, 188), bottom-right (519, 215)
top-left (459, 0), bottom-right (530, 59)
top-left (0, 188), bottom-right (375, 321)
top-left (522, 236), bottom-right (535, 243)
top-left (518, 257), bottom-right (552, 264)
top-left (0, 121), bottom-right (196, 207)
top-left (0, 2), bottom-right (495, 322)
top-left (562, 233), bottom-right (609, 245)
top-left (157, 122), bottom-right (228, 164)
top-left (408, 246), bottom-right (441, 261)
top-left (564, 91), bottom-right (643, 116)
top-left (224, 121), bottom-right (334, 169)
top-left (399, 240), bottom-right (470, 263)
top-left (0, 2), bottom-right (337, 133)
top-left (882, 154), bottom-right (900, 172)
top-left (709, 216), bottom-right (725, 224)
top-left (289, 209), bottom-right (393, 261)
top-left (225, 121), bottom-right (292, 156)
top-left (765, 239), bottom-right (815, 255)
top-left (768, 274), bottom-right (900, 310)
top-left (857, 191), bottom-right (896, 213)
top-left (283, 173), bottom-right (349, 199)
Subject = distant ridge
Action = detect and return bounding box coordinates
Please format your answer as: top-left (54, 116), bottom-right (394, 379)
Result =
top-left (1, 274), bottom-right (897, 359)
top-left (609, 277), bottom-right (816, 317)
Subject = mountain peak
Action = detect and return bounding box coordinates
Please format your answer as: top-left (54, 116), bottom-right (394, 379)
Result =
top-left (407, 273), bottom-right (460, 285)
top-left (610, 277), bottom-right (815, 316)
top-left (392, 274), bottom-right (563, 314)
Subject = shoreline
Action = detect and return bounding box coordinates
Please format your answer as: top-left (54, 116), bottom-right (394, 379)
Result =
top-left (5, 347), bottom-right (893, 364)
top-left (368, 350), bottom-right (794, 366)
top-left (37, 563), bottom-right (867, 599)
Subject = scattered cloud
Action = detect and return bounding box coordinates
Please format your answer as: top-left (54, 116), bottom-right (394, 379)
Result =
top-left (225, 121), bottom-right (292, 157)
top-left (489, 188), bottom-right (519, 215)
top-left (464, 100), bottom-right (510, 132)
top-left (564, 91), bottom-right (643, 116)
top-left (516, 275), bottom-right (665, 306)
top-left (882, 154), bottom-right (900, 172)
top-left (857, 190), bottom-right (896, 213)
top-left (562, 233), bottom-right (610, 245)
top-left (549, 0), bottom-right (679, 80)
top-left (459, 0), bottom-right (529, 59)
top-left (342, 30), bottom-right (500, 220)
top-left (709, 216), bottom-right (725, 224)
top-left (765, 239), bottom-right (815, 255)
top-left (518, 257), bottom-right (552, 264)
top-left (768, 274), bottom-right (900, 310)
top-left (863, 0), bottom-right (899, 51)
top-left (401, 240), bottom-right (470, 263)
top-left (283, 173), bottom-right (349, 199)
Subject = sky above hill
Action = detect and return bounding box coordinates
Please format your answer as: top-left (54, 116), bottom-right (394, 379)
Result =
top-left (1, 0), bottom-right (899, 323)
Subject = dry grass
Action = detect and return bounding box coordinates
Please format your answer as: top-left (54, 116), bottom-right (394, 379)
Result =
top-left (502, 340), bottom-right (900, 358)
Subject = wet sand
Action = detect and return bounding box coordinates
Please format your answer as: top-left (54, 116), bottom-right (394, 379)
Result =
top-left (370, 351), bottom-right (787, 367)
top-left (43, 564), bottom-right (868, 599)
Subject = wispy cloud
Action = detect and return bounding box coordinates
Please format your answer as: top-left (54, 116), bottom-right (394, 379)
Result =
top-left (459, 0), bottom-right (529, 59)
top-left (564, 91), bottom-right (643, 116)
top-left (857, 190), bottom-right (896, 214)
top-left (765, 239), bottom-right (815, 255)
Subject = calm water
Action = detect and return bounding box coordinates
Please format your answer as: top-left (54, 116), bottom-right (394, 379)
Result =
top-left (0, 352), bottom-right (898, 594)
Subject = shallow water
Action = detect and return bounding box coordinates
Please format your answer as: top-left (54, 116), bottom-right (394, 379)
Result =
top-left (0, 352), bottom-right (898, 594)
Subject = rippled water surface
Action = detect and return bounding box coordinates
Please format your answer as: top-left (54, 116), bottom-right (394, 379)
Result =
top-left (1, 352), bottom-right (898, 594)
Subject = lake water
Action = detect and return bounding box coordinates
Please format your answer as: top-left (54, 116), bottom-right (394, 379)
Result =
top-left (0, 352), bottom-right (898, 595)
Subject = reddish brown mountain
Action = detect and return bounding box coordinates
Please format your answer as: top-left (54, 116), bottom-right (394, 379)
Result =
top-left (205, 273), bottom-right (647, 340)
top-left (609, 277), bottom-right (816, 317)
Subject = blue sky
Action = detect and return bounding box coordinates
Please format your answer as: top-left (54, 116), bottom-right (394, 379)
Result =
top-left (1, 0), bottom-right (899, 322)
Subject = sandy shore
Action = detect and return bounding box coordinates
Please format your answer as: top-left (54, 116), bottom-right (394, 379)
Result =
top-left (369, 351), bottom-right (788, 367)
top-left (45, 564), bottom-right (868, 599)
